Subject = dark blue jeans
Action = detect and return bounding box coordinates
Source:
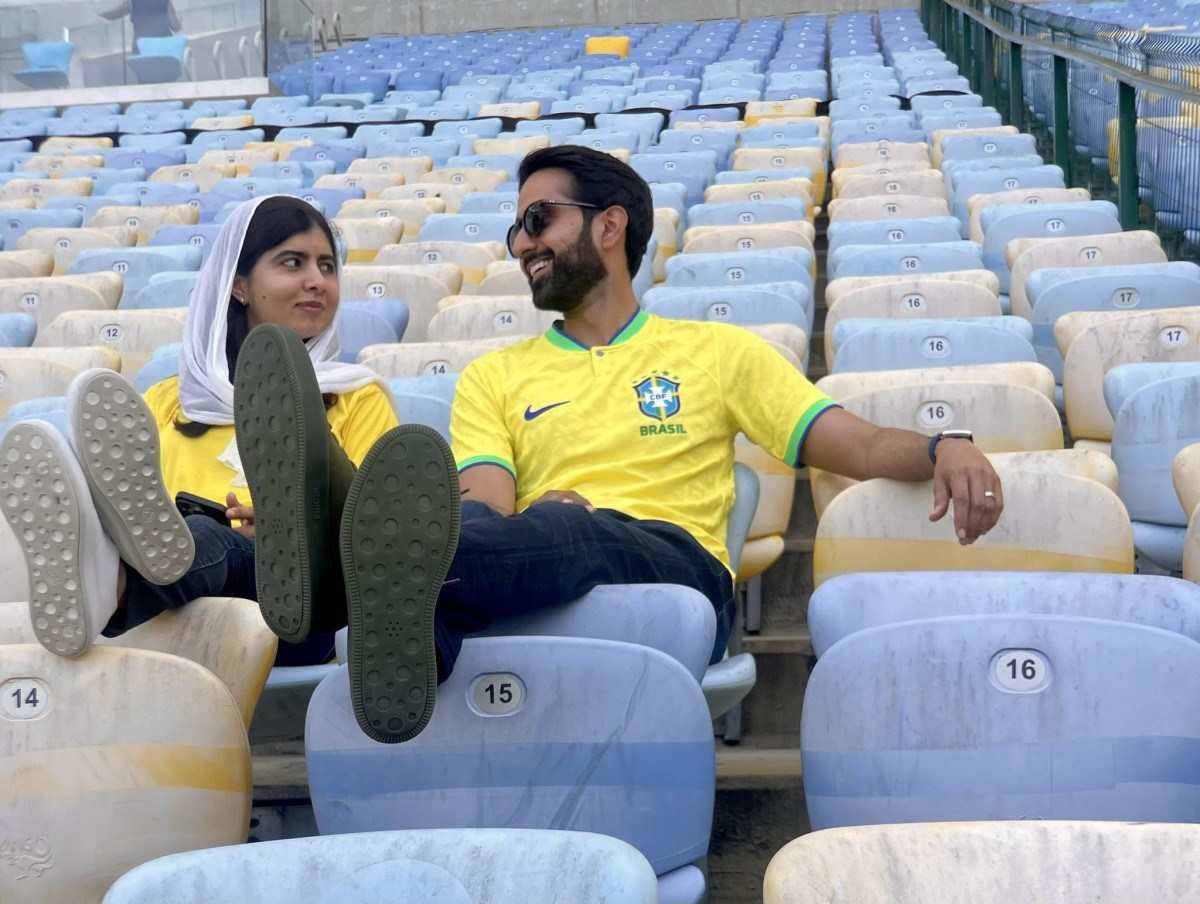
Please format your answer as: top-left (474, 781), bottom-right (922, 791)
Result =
top-left (110, 503), bottom-right (736, 678)
top-left (431, 501), bottom-right (735, 680)
top-left (108, 514), bottom-right (336, 667)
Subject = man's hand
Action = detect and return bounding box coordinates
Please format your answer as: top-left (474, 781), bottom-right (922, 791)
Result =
top-left (929, 440), bottom-right (1003, 544)
top-left (225, 492), bottom-right (256, 539)
top-left (531, 490), bottom-right (595, 512)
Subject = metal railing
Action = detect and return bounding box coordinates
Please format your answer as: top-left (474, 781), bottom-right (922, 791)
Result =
top-left (923, 0), bottom-right (1200, 258)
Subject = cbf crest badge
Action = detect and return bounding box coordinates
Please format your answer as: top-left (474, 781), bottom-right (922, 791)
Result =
top-left (634, 373), bottom-right (681, 421)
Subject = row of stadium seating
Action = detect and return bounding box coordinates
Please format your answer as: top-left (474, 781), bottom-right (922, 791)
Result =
top-left (4, 3), bottom-right (1200, 901)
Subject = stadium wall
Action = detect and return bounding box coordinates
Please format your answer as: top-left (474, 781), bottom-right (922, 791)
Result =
top-left (314, 0), bottom-right (918, 40)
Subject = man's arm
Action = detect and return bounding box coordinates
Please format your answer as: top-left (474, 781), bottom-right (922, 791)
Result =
top-left (802, 407), bottom-right (1003, 544)
top-left (459, 463), bottom-right (517, 516)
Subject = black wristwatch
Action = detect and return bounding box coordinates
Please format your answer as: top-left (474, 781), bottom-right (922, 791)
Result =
top-left (928, 429), bottom-right (974, 464)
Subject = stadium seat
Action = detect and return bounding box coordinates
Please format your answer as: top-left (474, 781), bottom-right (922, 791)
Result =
top-left (68, 245), bottom-right (203, 305)
top-left (332, 217), bottom-right (405, 262)
top-left (429, 294), bottom-right (552, 339)
top-left (1062, 309), bottom-right (1200, 442)
top-left (0, 209), bottom-right (82, 252)
top-left (665, 248), bottom-right (814, 291)
top-left (14, 41), bottom-right (72, 90)
top-left (831, 317), bottom-right (1035, 372)
top-left (832, 169), bottom-right (946, 201)
top-left (374, 240), bottom-right (503, 287)
top-left (827, 194), bottom-right (951, 222)
top-left (125, 272), bottom-right (199, 309)
top-left (358, 336), bottom-right (525, 378)
top-left (339, 264), bottom-right (460, 342)
top-left (826, 216), bottom-right (962, 253)
top-left (0, 645), bottom-right (250, 903)
top-left (814, 464), bottom-right (1133, 587)
top-left (0, 271), bottom-right (122, 332)
top-left (802, 614), bottom-right (1200, 828)
top-left (827, 241), bottom-right (984, 279)
top-left (0, 313), bottom-right (35, 347)
top-left (147, 224), bottom-right (223, 260)
top-left (681, 222), bottom-right (815, 255)
top-left (17, 226), bottom-right (138, 276)
top-left (417, 212), bottom-right (510, 246)
top-left (306, 637), bottom-right (713, 904)
top-left (0, 347), bottom-right (118, 416)
top-left (87, 203), bottom-right (199, 244)
top-left (104, 829), bottom-right (658, 904)
top-left (765, 822), bottom-right (1200, 903)
top-left (978, 201), bottom-right (1121, 293)
top-left (643, 284), bottom-right (812, 330)
top-left (35, 308), bottom-right (187, 376)
top-left (149, 163), bottom-right (236, 191)
top-left (1027, 262), bottom-right (1200, 380)
top-left (347, 156), bottom-right (435, 183)
top-left (966, 187), bottom-right (1092, 243)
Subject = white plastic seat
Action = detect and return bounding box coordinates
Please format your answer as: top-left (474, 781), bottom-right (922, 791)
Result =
top-left (339, 264), bottom-right (460, 342)
top-left (35, 308), bottom-right (186, 376)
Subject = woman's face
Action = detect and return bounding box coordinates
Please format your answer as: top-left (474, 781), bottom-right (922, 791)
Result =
top-left (232, 225), bottom-right (339, 340)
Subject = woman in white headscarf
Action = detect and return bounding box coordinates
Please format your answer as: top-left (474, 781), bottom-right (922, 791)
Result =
top-left (96, 195), bottom-right (396, 663)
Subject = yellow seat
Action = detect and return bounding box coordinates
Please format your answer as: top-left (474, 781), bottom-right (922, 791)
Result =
top-left (190, 114), bottom-right (255, 131)
top-left (681, 221), bottom-right (815, 257)
top-left (814, 465), bottom-right (1134, 587)
top-left (477, 260), bottom-right (529, 296)
top-left (1061, 307), bottom-right (1200, 441)
top-left (339, 264), bottom-right (460, 342)
top-left (0, 644), bottom-right (250, 904)
top-left (831, 160), bottom-right (935, 196)
top-left (428, 295), bottom-right (555, 341)
top-left (704, 177), bottom-right (815, 209)
top-left (1175, 444), bottom-right (1200, 584)
top-left (422, 168), bottom-right (508, 192)
top-left (35, 308), bottom-right (187, 376)
top-left (374, 240), bottom-right (503, 288)
top-left (827, 193), bottom-right (950, 221)
top-left (825, 269), bottom-right (1000, 308)
top-left (358, 336), bottom-right (527, 377)
top-left (380, 182), bottom-right (473, 212)
top-left (473, 135), bottom-right (550, 156)
top-left (0, 177), bottom-right (93, 205)
top-left (337, 198), bottom-right (446, 243)
top-left (196, 148), bottom-right (279, 175)
top-left (347, 156), bottom-right (434, 182)
top-left (149, 164), bottom-right (237, 192)
top-left (476, 101), bottom-right (540, 120)
top-left (733, 436), bottom-right (795, 582)
top-left (16, 226), bottom-right (137, 275)
top-left (88, 203), bottom-right (199, 244)
top-left (0, 346), bottom-right (121, 416)
top-left (810, 382), bottom-right (1065, 517)
top-left (331, 216), bottom-right (405, 263)
top-left (817, 361), bottom-right (1057, 405)
top-left (585, 35), bottom-right (630, 57)
top-left (732, 146), bottom-right (828, 198)
top-left (0, 249), bottom-right (53, 278)
top-left (835, 168), bottom-right (946, 201)
top-left (315, 172), bottom-right (405, 199)
top-left (19, 154), bottom-right (105, 174)
top-left (835, 140), bottom-right (930, 170)
top-left (39, 136), bottom-right (113, 153)
top-left (0, 272), bottom-right (122, 334)
top-left (745, 99), bottom-right (818, 123)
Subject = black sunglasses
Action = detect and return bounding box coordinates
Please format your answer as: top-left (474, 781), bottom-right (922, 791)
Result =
top-left (506, 199), bottom-right (603, 257)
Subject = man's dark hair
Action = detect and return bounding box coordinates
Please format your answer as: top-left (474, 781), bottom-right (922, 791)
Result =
top-left (518, 144), bottom-right (654, 277)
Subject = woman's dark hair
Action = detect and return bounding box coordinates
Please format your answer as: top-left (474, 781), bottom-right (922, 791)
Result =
top-left (175, 196), bottom-right (337, 437)
top-left (517, 144), bottom-right (654, 276)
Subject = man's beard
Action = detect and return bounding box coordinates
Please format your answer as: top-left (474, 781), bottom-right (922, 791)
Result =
top-left (529, 233), bottom-right (608, 313)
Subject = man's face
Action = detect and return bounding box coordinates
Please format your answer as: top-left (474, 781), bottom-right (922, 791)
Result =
top-left (512, 169), bottom-right (608, 313)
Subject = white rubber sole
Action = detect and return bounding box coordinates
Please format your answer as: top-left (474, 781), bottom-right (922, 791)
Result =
top-left (0, 421), bottom-right (118, 657)
top-left (67, 368), bottom-right (195, 586)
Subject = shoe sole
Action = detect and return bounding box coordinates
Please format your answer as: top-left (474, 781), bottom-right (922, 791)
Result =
top-left (0, 423), bottom-right (104, 657)
top-left (233, 325), bottom-right (330, 643)
top-left (342, 424), bottom-right (460, 744)
top-left (68, 369), bottom-right (195, 585)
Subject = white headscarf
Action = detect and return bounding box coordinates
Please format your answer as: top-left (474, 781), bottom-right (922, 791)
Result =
top-left (179, 194), bottom-right (382, 426)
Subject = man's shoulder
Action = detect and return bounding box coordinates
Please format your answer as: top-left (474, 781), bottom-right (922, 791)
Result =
top-left (650, 316), bottom-right (765, 350)
top-left (461, 334), bottom-right (547, 380)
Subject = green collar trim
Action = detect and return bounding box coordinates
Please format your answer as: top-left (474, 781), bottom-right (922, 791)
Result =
top-left (543, 308), bottom-right (651, 352)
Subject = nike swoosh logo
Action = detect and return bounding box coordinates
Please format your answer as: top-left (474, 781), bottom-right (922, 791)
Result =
top-left (523, 401), bottom-right (571, 421)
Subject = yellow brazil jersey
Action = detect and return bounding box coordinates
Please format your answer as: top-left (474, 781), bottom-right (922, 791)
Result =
top-left (451, 309), bottom-right (837, 571)
top-left (144, 376), bottom-right (399, 508)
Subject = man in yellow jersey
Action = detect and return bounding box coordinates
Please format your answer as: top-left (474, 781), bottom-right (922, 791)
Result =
top-left (233, 145), bottom-right (1003, 745)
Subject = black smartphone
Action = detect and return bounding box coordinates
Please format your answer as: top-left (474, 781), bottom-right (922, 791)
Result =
top-left (176, 492), bottom-right (231, 527)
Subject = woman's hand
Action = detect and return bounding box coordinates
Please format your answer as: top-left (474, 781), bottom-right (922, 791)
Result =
top-left (226, 492), bottom-right (256, 539)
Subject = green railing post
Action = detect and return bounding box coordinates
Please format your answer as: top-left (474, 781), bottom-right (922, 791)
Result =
top-left (945, 4), bottom-right (955, 64)
top-left (982, 26), bottom-right (996, 109)
top-left (963, 15), bottom-right (974, 89)
top-left (1117, 79), bottom-right (1139, 229)
top-left (1053, 53), bottom-right (1071, 177)
top-left (1008, 40), bottom-right (1024, 128)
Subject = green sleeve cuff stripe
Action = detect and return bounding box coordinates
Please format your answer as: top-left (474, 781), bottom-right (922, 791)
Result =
top-left (785, 400), bottom-right (840, 467)
top-left (458, 455), bottom-right (516, 479)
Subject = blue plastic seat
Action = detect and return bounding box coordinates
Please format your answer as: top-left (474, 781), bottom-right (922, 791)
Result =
top-left (979, 201), bottom-right (1121, 293)
top-left (595, 112), bottom-right (666, 151)
top-left (0, 313), bottom-right (36, 347)
top-left (189, 100), bottom-right (248, 117)
top-left (803, 614), bottom-right (1200, 828)
top-left (116, 132), bottom-right (188, 151)
top-left (1109, 367), bottom-right (1200, 570)
top-left (0, 209), bottom-right (82, 251)
top-left (919, 108), bottom-right (1004, 135)
top-left (15, 41), bottom-right (72, 90)
top-left (948, 164), bottom-right (1067, 222)
top-left (431, 118), bottom-right (504, 141)
top-left (940, 133), bottom-right (1038, 162)
top-left (250, 160), bottom-right (337, 186)
top-left (212, 177), bottom-right (306, 202)
top-left (190, 129), bottom-right (266, 153)
top-left (68, 245), bottom-right (203, 305)
top-left (123, 272), bottom-right (199, 309)
top-left (909, 92), bottom-right (983, 114)
top-left (810, 571), bottom-right (1200, 655)
top-left (417, 213), bottom-right (510, 244)
top-left (104, 149), bottom-right (186, 175)
top-left (630, 152), bottom-right (717, 207)
top-left (686, 199), bottom-right (810, 228)
top-left (826, 216), bottom-right (963, 254)
top-left (665, 247), bottom-right (813, 294)
top-left (652, 129), bottom-right (739, 168)
top-left (827, 241), bottom-right (984, 280)
top-left (148, 225), bottom-right (222, 261)
top-left (105, 181), bottom-right (198, 206)
top-left (287, 144), bottom-right (364, 173)
top-left (831, 317), bottom-right (1036, 373)
top-left (293, 187), bottom-right (360, 218)
top-left (306, 636), bottom-right (713, 902)
top-left (1027, 262), bottom-right (1200, 380)
top-left (458, 192), bottom-right (519, 215)
top-left (642, 283), bottom-right (811, 330)
top-left (336, 301), bottom-right (408, 362)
